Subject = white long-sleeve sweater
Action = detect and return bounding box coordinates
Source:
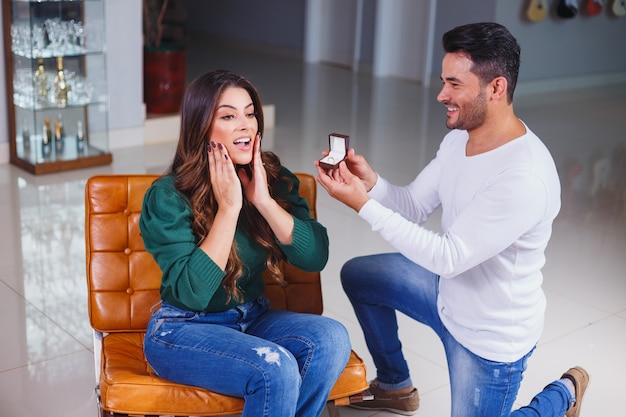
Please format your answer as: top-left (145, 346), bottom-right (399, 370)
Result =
top-left (359, 126), bottom-right (561, 362)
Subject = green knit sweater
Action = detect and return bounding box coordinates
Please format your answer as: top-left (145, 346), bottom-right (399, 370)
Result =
top-left (139, 168), bottom-right (329, 312)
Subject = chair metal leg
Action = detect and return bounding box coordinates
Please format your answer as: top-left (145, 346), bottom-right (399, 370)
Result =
top-left (95, 385), bottom-right (108, 417)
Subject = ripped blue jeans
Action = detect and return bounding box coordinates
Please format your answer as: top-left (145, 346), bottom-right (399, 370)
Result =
top-left (341, 253), bottom-right (574, 417)
top-left (144, 297), bottom-right (351, 417)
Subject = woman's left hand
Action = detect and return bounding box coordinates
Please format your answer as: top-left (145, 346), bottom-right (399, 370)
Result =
top-left (238, 132), bottom-right (295, 244)
top-left (238, 133), bottom-right (272, 208)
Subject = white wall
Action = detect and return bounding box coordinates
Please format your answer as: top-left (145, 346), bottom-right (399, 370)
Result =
top-left (432, 0), bottom-right (626, 89)
top-left (190, 0), bottom-right (626, 87)
top-left (104, 0), bottom-right (145, 149)
top-left (495, 0), bottom-right (626, 93)
top-left (372, 0), bottom-right (436, 84)
top-left (304, 0), bottom-right (357, 67)
top-left (105, 0), bottom-right (144, 131)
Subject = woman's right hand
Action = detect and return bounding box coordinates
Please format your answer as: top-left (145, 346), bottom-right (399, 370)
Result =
top-left (201, 141), bottom-right (242, 270)
top-left (208, 141), bottom-right (242, 213)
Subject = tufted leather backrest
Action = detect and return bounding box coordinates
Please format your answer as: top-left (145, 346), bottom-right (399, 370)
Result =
top-left (85, 173), bottom-right (323, 334)
top-left (261, 172), bottom-right (322, 314)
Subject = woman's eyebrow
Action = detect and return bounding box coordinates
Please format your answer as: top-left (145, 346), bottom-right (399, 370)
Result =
top-left (216, 102), bottom-right (254, 110)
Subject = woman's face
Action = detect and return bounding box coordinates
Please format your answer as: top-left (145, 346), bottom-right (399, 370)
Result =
top-left (210, 86), bottom-right (259, 165)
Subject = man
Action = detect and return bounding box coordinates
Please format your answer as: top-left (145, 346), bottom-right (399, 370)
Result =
top-left (315, 22), bottom-right (589, 417)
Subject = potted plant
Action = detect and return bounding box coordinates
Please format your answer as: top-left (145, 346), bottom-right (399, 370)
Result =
top-left (143, 0), bottom-right (186, 114)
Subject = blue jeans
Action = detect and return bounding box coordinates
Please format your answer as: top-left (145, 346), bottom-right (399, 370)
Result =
top-left (144, 296), bottom-right (351, 417)
top-left (341, 253), bottom-right (574, 417)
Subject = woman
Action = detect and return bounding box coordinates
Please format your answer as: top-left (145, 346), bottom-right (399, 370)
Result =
top-left (139, 69), bottom-right (351, 417)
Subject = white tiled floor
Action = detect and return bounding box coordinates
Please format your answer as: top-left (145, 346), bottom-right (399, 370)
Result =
top-left (1, 36), bottom-right (625, 417)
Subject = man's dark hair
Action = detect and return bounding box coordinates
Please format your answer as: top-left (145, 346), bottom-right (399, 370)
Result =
top-left (442, 22), bottom-right (520, 103)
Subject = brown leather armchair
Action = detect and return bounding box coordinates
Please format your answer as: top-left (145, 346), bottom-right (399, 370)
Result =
top-left (85, 173), bottom-right (369, 417)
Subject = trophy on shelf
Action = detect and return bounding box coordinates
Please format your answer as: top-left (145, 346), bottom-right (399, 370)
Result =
top-left (34, 57), bottom-right (49, 106)
top-left (54, 57), bottom-right (69, 108)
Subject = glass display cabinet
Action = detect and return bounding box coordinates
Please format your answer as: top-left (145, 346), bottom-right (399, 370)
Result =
top-left (3, 0), bottom-right (112, 174)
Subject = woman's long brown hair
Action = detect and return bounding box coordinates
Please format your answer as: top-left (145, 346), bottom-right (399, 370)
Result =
top-left (167, 70), bottom-right (293, 302)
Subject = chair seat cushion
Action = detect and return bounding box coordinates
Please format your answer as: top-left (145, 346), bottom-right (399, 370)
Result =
top-left (100, 332), bottom-right (367, 415)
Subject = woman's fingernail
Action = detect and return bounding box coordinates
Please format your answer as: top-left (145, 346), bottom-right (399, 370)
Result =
top-left (211, 141), bottom-right (217, 148)
top-left (218, 143), bottom-right (223, 150)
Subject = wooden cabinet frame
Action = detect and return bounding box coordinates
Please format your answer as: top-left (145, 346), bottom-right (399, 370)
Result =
top-left (3, 0), bottom-right (112, 174)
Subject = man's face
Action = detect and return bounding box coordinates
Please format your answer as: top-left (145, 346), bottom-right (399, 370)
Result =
top-left (437, 52), bottom-right (488, 132)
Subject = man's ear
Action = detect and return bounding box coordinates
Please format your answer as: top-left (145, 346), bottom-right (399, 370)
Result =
top-left (489, 76), bottom-right (508, 101)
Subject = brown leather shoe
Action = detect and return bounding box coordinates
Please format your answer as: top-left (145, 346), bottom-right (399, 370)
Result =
top-left (350, 380), bottom-right (419, 416)
top-left (562, 366), bottom-right (589, 417)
